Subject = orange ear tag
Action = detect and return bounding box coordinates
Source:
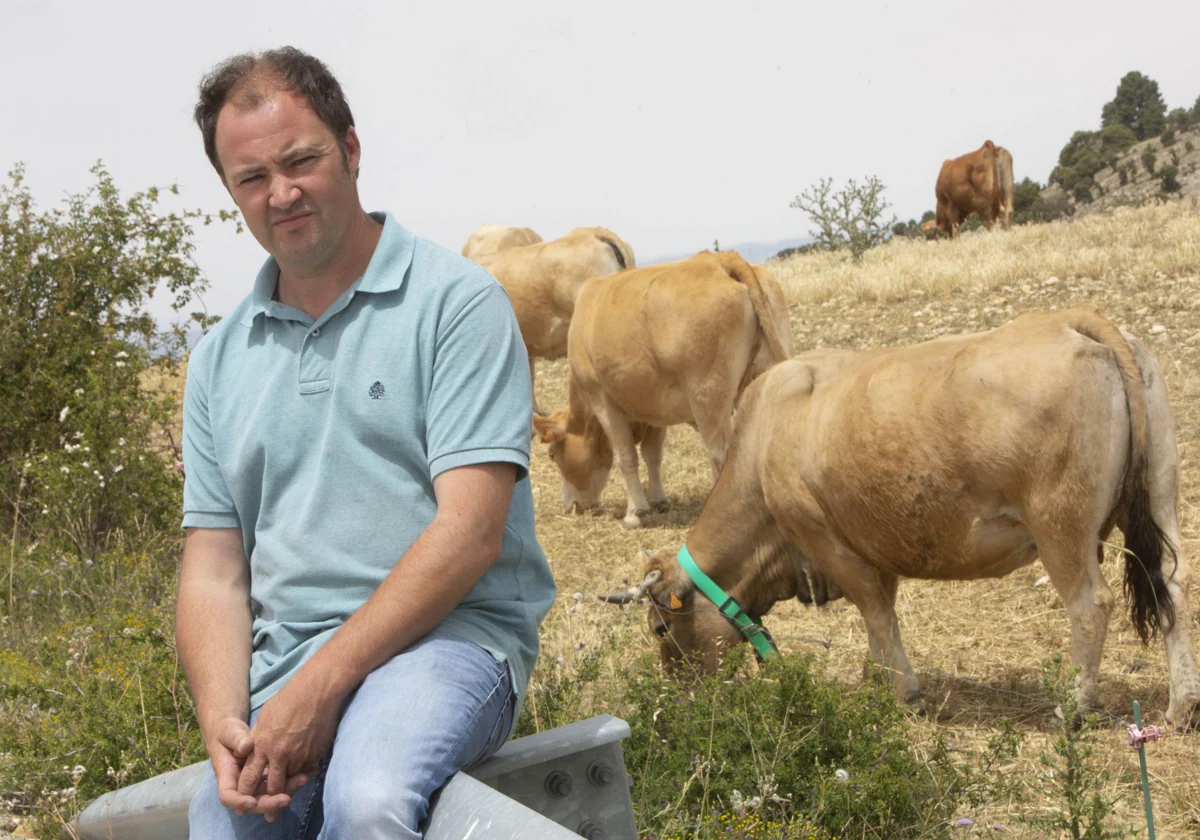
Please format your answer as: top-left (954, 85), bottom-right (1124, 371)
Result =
top-left (669, 593), bottom-right (684, 610)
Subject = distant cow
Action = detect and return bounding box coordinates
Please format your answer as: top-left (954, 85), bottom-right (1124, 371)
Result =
top-left (461, 224), bottom-right (543, 262)
top-left (533, 251), bottom-right (792, 528)
top-left (612, 309), bottom-right (1200, 726)
top-left (478, 227), bottom-right (635, 409)
top-left (935, 141), bottom-right (1014, 237)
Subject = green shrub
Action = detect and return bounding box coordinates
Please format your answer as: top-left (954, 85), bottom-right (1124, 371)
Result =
top-left (1186, 140), bottom-right (1195, 154)
top-left (1160, 126), bottom-right (1176, 147)
top-left (0, 537), bottom-right (203, 835)
top-left (0, 164), bottom-right (227, 556)
top-left (1141, 148), bottom-right (1157, 176)
top-left (1158, 164), bottom-right (1182, 195)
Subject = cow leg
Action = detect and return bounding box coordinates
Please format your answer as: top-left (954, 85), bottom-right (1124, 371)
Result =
top-left (594, 401), bottom-right (653, 529)
top-left (1149, 504), bottom-right (1200, 727)
top-left (814, 555), bottom-right (920, 706)
top-left (1133, 342), bottom-right (1200, 726)
top-left (527, 351), bottom-right (542, 417)
top-left (1039, 536), bottom-right (1114, 716)
top-left (690, 393), bottom-right (736, 483)
top-left (640, 425), bottom-right (670, 512)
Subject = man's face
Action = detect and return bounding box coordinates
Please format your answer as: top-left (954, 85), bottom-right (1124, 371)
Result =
top-left (214, 88), bottom-right (361, 273)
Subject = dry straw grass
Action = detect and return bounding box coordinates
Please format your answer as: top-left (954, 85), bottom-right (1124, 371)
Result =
top-left (151, 200), bottom-right (1200, 837)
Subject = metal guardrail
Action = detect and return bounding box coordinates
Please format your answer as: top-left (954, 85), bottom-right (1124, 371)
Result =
top-left (67, 715), bottom-right (636, 839)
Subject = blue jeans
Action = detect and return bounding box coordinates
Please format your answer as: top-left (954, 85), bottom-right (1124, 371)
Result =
top-left (188, 632), bottom-right (515, 839)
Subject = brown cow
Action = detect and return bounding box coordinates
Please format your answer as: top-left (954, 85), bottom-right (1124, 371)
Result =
top-left (935, 140), bottom-right (1013, 237)
top-left (612, 309), bottom-right (1200, 726)
top-left (533, 251), bottom-right (792, 529)
top-left (460, 224), bottom-right (543, 262)
top-left (477, 227), bottom-right (635, 410)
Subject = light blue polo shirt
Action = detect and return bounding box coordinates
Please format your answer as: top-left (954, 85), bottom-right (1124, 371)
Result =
top-left (181, 212), bottom-right (555, 714)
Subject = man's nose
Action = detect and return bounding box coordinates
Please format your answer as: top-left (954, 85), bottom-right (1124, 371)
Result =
top-left (268, 175), bottom-right (301, 209)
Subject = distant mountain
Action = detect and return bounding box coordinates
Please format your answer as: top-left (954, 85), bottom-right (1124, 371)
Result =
top-left (645, 236), bottom-right (813, 266)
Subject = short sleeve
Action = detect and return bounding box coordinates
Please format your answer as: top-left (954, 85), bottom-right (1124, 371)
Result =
top-left (426, 283), bottom-right (532, 482)
top-left (181, 350), bottom-right (240, 529)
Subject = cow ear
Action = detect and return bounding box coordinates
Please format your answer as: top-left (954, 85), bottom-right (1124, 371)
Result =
top-left (532, 413), bottom-right (565, 445)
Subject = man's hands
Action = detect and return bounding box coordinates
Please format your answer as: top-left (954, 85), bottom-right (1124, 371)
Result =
top-left (207, 716), bottom-right (315, 821)
top-left (234, 670), bottom-right (339, 820)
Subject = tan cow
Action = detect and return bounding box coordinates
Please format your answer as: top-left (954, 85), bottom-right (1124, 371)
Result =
top-left (935, 140), bottom-right (1013, 237)
top-left (612, 309), bottom-right (1200, 726)
top-left (533, 251), bottom-right (792, 529)
top-left (460, 224), bottom-right (543, 262)
top-left (993, 146), bottom-right (1014, 230)
top-left (478, 227), bottom-right (635, 409)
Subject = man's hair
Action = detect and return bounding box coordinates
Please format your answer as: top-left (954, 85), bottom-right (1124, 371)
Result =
top-left (194, 47), bottom-right (355, 179)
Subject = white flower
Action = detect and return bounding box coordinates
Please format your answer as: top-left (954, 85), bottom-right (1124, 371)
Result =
top-left (118, 438), bottom-right (126, 447)
top-left (89, 350), bottom-right (95, 356)
top-left (572, 592), bottom-right (582, 601)
top-left (112, 465), bottom-right (123, 475)
top-left (41, 508), bottom-right (49, 515)
top-left (114, 351), bottom-right (129, 359)
top-left (59, 467), bottom-right (70, 474)
top-left (115, 361), bottom-right (126, 368)
top-left (73, 388), bottom-right (84, 395)
top-left (59, 406), bottom-right (70, 422)
top-left (834, 768), bottom-right (850, 784)
top-left (81, 462), bottom-right (90, 468)
top-left (73, 431), bottom-right (83, 439)
top-left (92, 245), bottom-right (101, 253)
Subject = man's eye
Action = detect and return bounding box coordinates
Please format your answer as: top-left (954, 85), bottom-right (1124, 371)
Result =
top-left (240, 174), bottom-right (263, 185)
top-left (293, 156), bottom-right (315, 166)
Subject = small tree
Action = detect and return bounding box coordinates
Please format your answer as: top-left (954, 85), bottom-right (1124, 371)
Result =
top-left (1012, 178), bottom-right (1046, 224)
top-left (1101, 71), bottom-right (1167, 140)
top-left (1161, 126), bottom-right (1176, 147)
top-left (789, 176), bottom-right (896, 261)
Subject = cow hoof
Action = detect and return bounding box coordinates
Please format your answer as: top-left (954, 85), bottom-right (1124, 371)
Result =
top-left (650, 498), bottom-right (670, 513)
top-left (621, 511), bottom-right (649, 529)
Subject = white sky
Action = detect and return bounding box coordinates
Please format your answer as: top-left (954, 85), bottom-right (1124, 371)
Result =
top-left (4, 0), bottom-right (1198, 325)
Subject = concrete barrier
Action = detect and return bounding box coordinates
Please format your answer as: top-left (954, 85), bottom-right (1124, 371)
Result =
top-left (68, 715), bottom-right (637, 839)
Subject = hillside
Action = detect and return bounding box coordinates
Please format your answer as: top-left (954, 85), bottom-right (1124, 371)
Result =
top-left (1044, 125), bottom-right (1200, 217)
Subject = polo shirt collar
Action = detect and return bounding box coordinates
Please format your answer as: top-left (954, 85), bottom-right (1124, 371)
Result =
top-left (241, 211), bottom-right (416, 326)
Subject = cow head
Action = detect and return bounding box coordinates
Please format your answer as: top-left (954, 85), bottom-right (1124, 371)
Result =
top-left (602, 546), bottom-right (843, 675)
top-left (602, 549), bottom-right (743, 675)
top-left (532, 411), bottom-right (612, 513)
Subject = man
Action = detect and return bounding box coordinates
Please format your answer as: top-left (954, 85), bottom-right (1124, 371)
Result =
top-left (178, 47), bottom-right (555, 838)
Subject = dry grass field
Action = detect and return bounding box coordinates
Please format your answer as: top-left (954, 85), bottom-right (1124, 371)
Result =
top-left (146, 200), bottom-right (1200, 837)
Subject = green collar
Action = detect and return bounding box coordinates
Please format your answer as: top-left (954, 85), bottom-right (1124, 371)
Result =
top-left (677, 545), bottom-right (780, 661)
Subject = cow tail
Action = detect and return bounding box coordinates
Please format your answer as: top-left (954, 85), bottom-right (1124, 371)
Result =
top-left (718, 253), bottom-right (790, 393)
top-left (1068, 310), bottom-right (1175, 642)
top-left (593, 232), bottom-right (634, 272)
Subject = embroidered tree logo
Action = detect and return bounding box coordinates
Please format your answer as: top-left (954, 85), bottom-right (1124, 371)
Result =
top-left (369, 381), bottom-right (385, 400)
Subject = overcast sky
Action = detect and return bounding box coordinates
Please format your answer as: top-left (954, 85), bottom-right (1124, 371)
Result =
top-left (4, 0), bottom-right (1198, 325)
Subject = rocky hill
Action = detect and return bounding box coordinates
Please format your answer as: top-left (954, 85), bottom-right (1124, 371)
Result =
top-left (1044, 125), bottom-right (1200, 216)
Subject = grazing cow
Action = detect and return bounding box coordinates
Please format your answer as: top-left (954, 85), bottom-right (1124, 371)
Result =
top-left (460, 224), bottom-right (543, 262)
top-left (993, 146), bottom-right (1015, 230)
top-left (533, 251), bottom-right (792, 528)
top-left (935, 140), bottom-right (1012, 237)
top-left (610, 309), bottom-right (1200, 726)
top-left (478, 227), bottom-right (635, 409)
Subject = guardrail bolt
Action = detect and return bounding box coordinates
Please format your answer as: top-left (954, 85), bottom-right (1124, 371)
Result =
top-left (586, 760), bottom-right (615, 786)
top-left (544, 769), bottom-right (573, 799)
top-left (578, 820), bottom-right (606, 839)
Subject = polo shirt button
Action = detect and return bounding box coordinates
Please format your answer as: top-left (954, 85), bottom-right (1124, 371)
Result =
top-left (311, 327), bottom-right (321, 337)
